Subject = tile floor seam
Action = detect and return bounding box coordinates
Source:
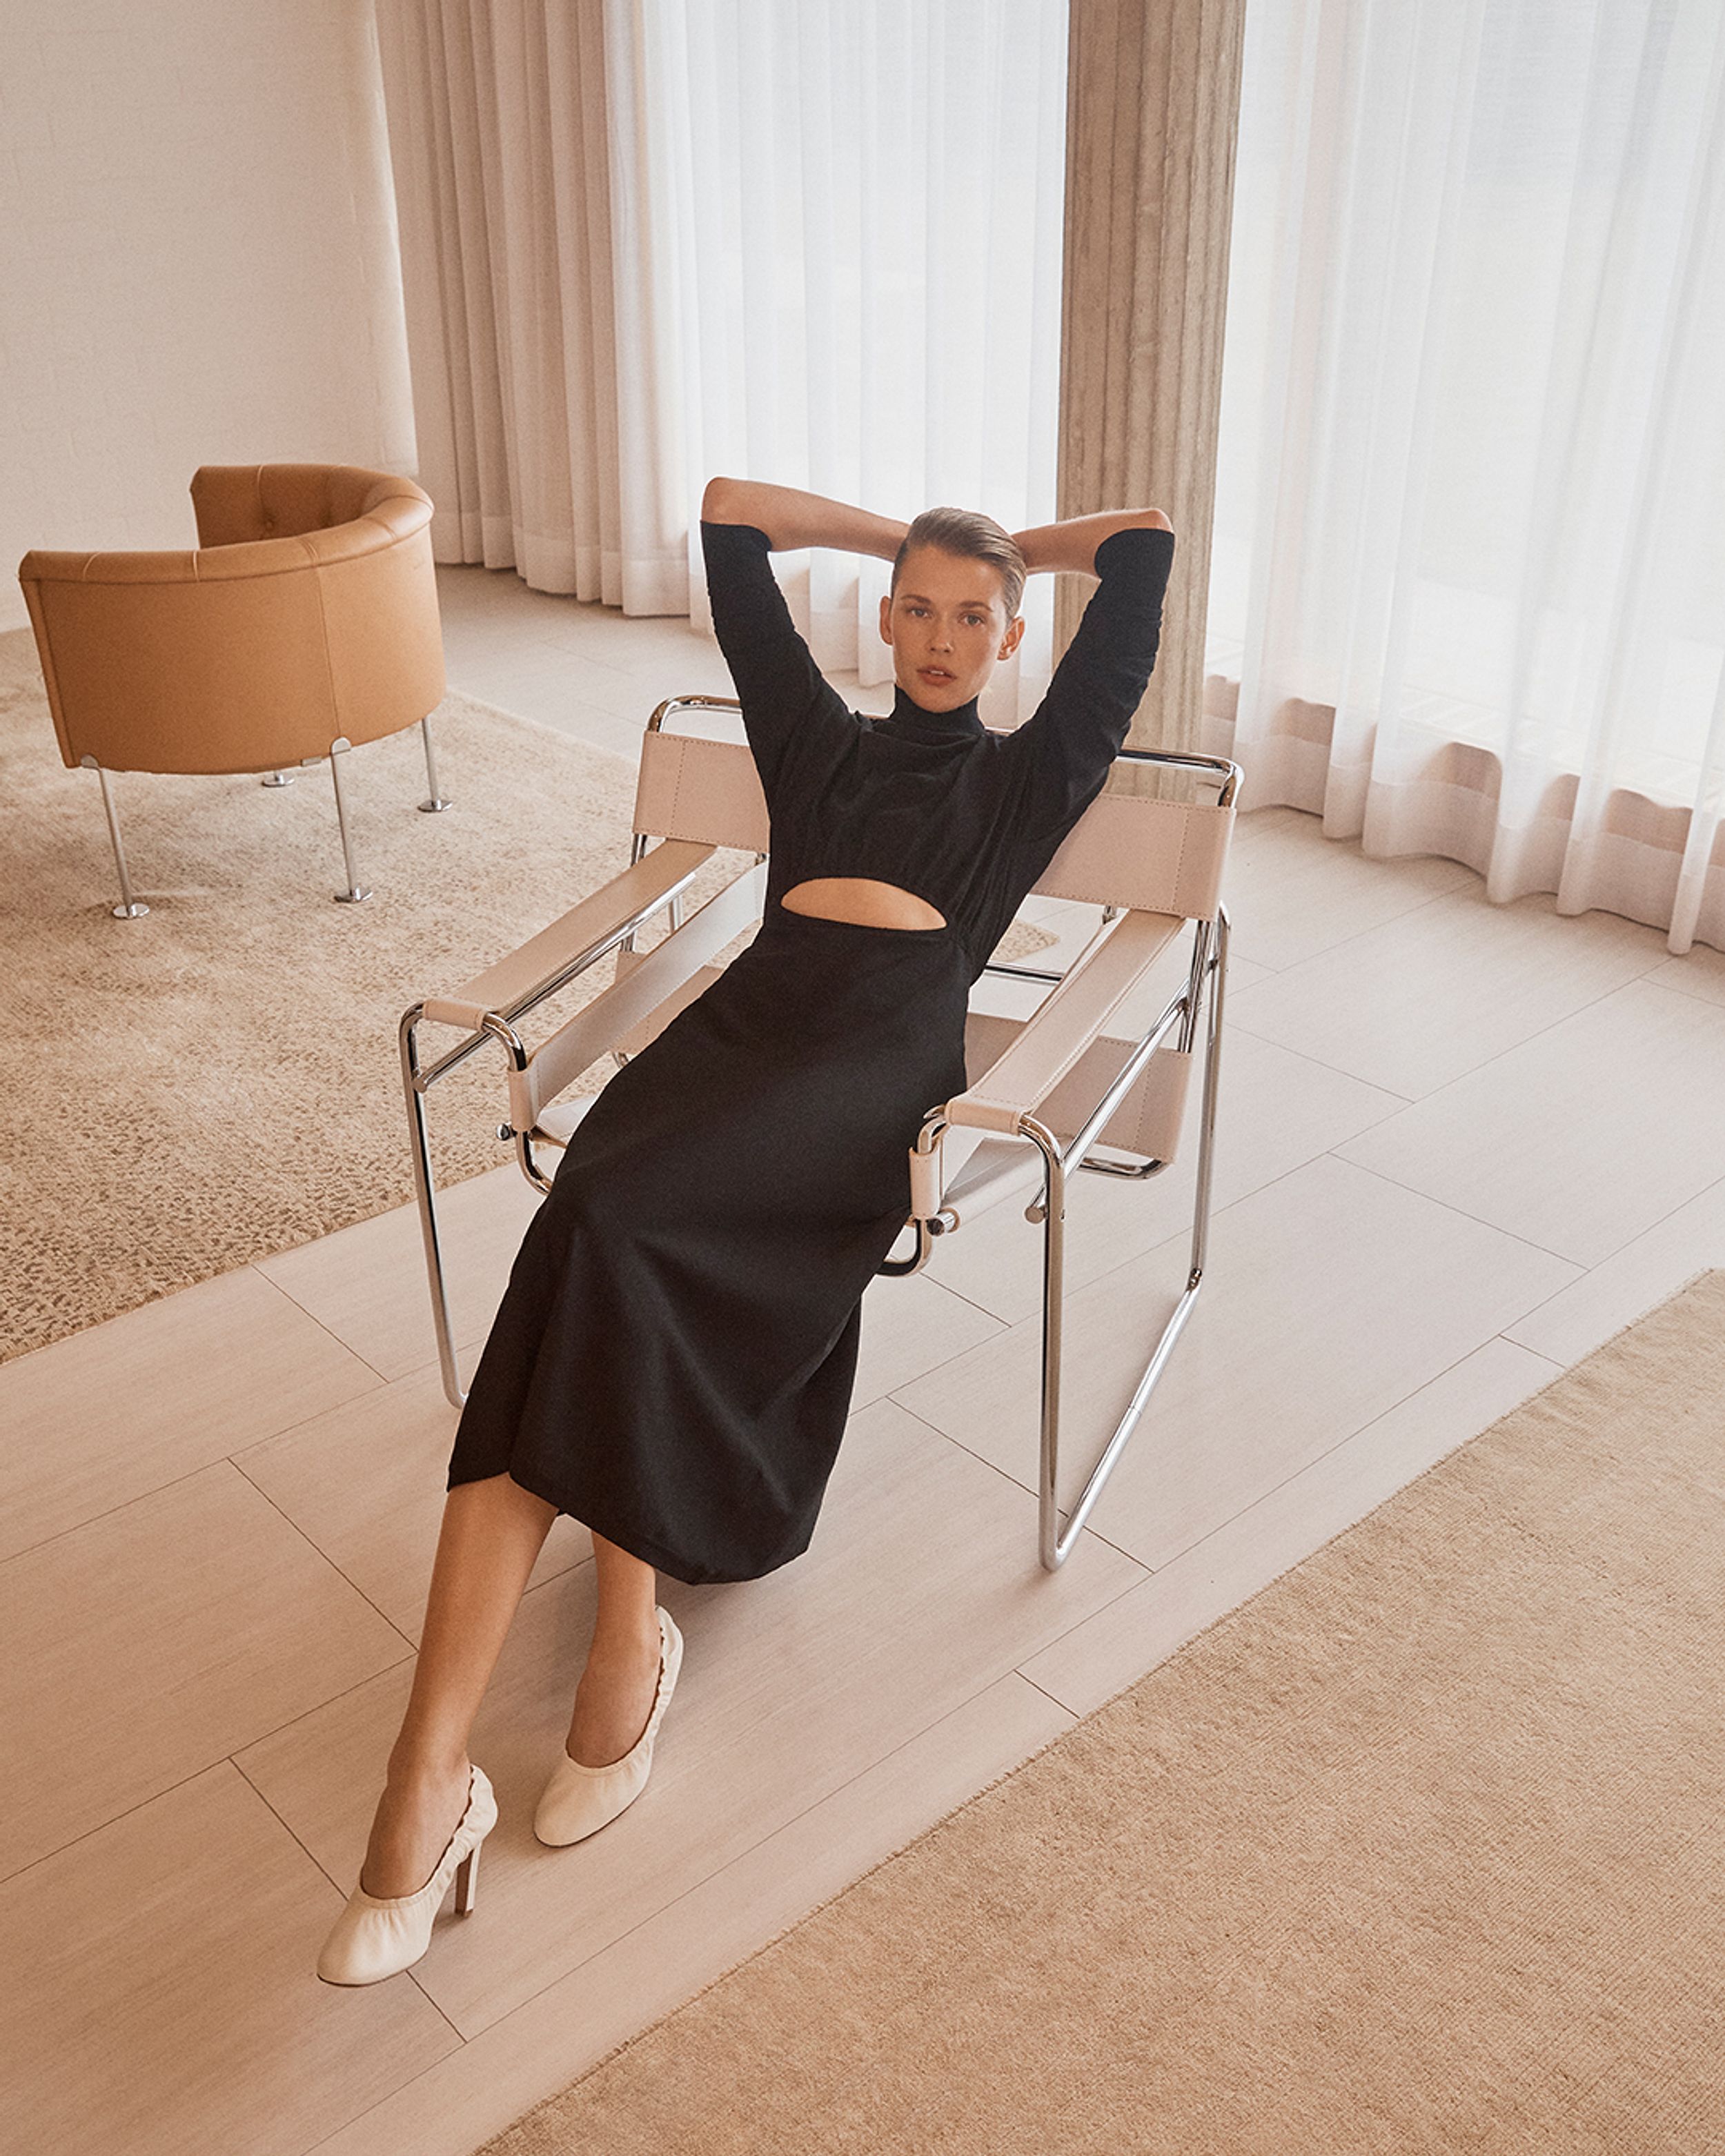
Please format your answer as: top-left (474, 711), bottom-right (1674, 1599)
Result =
top-left (0, 1755), bottom-right (250, 1895)
top-left (1642, 964), bottom-right (1725, 1008)
top-left (1210, 1016), bottom-right (1421, 1117)
top-left (226, 1752), bottom-right (375, 1914)
top-left (1322, 1149), bottom-right (1595, 1272)
top-left (1013, 1667), bottom-right (1084, 1719)
top-left (1223, 875), bottom-right (1463, 976)
top-left (0, 1451), bottom-right (237, 1570)
top-left (872, 1394), bottom-right (1152, 1579)
top-left (244, 1260), bottom-right (415, 1389)
top-left (1235, 881), bottom-right (1678, 996)
top-left (228, 1456), bottom-right (421, 1654)
top-left (1497, 1167), bottom-right (1725, 1342)
top-left (880, 1271), bottom-right (1012, 1334)
top-left (226, 1642), bottom-right (422, 1782)
top-left (1323, 964), bottom-right (1725, 1129)
top-left (1629, 971), bottom-right (1725, 1021)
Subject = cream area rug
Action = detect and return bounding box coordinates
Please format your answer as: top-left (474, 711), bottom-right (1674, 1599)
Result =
top-left (0, 629), bottom-right (1049, 1363)
top-left (484, 1271), bottom-right (1725, 2155)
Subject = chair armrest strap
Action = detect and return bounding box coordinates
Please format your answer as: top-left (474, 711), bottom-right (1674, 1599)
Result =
top-left (944, 909), bottom-right (1185, 1136)
top-left (510, 860), bottom-right (767, 1128)
top-left (422, 840), bottom-right (713, 1033)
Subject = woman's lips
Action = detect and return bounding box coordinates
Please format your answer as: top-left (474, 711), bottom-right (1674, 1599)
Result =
top-left (919, 666), bottom-right (955, 683)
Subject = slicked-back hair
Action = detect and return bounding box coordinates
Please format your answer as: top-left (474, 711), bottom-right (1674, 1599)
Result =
top-left (891, 507), bottom-right (1026, 622)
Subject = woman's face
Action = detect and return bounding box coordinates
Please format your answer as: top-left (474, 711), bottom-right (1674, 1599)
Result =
top-left (880, 545), bottom-right (1025, 711)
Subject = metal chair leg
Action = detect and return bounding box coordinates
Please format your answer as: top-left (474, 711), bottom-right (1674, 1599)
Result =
top-left (417, 715), bottom-right (451, 813)
top-left (401, 1006), bottom-right (468, 1408)
top-left (326, 737), bottom-right (372, 902)
top-left (261, 771), bottom-right (295, 788)
top-left (81, 758), bottom-right (149, 918)
top-left (1032, 906), bottom-right (1230, 1569)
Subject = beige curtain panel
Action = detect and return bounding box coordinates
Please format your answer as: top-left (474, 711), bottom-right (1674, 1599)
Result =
top-left (1208, 0), bottom-right (1725, 955)
top-left (373, 0), bottom-right (1070, 718)
top-left (374, 0), bottom-right (686, 613)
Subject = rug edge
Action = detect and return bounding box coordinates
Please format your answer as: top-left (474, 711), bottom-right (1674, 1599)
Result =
top-left (474, 1263), bottom-right (1725, 2153)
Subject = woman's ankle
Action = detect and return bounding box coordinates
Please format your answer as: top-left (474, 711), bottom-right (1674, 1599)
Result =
top-left (384, 1739), bottom-right (471, 1790)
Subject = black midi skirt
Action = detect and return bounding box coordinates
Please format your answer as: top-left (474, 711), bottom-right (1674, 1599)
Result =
top-left (447, 908), bottom-right (973, 1585)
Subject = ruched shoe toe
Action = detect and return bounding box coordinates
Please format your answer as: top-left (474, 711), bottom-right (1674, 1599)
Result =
top-left (317, 1763), bottom-right (496, 1986)
top-left (535, 1606), bottom-right (683, 1847)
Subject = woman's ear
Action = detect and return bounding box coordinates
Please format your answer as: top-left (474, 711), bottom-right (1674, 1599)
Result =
top-left (998, 615), bottom-right (1026, 660)
top-left (878, 594), bottom-right (894, 646)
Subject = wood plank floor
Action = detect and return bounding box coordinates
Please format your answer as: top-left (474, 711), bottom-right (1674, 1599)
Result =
top-left (5, 564), bottom-right (1724, 2155)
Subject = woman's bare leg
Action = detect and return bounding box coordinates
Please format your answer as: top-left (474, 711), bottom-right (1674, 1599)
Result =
top-left (564, 1531), bottom-right (664, 1767)
top-left (361, 1472), bottom-right (556, 1896)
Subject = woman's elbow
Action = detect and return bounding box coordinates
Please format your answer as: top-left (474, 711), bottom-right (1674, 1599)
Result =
top-left (702, 475), bottom-right (745, 523)
top-left (1141, 508), bottom-right (1174, 533)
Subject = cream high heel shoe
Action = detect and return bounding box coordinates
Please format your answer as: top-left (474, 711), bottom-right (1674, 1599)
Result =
top-left (317, 1762), bottom-right (497, 1986)
top-left (535, 1607), bottom-right (683, 1847)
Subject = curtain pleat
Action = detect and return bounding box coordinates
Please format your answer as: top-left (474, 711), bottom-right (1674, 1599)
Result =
top-left (1210, 0), bottom-right (1725, 953)
top-left (376, 0), bottom-right (1068, 701)
top-left (376, 0), bottom-right (653, 604)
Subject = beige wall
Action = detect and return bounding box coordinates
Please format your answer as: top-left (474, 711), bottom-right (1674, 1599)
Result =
top-left (0, 0), bottom-right (415, 633)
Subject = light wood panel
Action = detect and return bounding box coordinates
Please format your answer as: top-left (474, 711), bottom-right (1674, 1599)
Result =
top-left (256, 1163), bottom-right (539, 1381)
top-left (0, 1265), bottom-right (381, 1561)
top-left (0, 1461), bottom-right (408, 1878)
top-left (1227, 888), bottom-right (1668, 1099)
top-left (0, 1763), bottom-right (455, 2156)
top-left (1339, 980), bottom-right (1725, 1267)
top-left (235, 1362), bottom-right (593, 1639)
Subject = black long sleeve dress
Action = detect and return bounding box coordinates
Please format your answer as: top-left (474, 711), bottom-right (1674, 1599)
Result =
top-left (446, 518), bottom-right (1175, 1584)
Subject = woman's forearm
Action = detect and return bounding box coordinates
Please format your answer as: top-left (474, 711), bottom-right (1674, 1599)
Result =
top-left (702, 477), bottom-right (908, 561)
top-left (1012, 508), bottom-right (1173, 578)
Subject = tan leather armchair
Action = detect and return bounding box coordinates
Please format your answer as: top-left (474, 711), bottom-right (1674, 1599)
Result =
top-left (18, 463), bottom-right (449, 914)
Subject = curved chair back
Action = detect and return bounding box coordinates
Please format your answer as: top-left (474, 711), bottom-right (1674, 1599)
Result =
top-left (17, 463), bottom-right (445, 775)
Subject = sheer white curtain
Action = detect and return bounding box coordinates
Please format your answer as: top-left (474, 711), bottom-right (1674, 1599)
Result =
top-left (1208, 0), bottom-right (1725, 953)
top-left (651, 0), bottom-right (1067, 720)
top-left (375, 0), bottom-right (1068, 718)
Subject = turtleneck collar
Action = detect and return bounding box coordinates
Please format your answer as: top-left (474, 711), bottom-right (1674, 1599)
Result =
top-left (875, 683), bottom-right (985, 742)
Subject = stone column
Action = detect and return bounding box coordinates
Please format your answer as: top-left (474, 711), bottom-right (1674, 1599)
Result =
top-left (1056, 0), bottom-right (1246, 769)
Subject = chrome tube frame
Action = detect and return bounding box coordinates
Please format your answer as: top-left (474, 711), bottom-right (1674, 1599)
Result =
top-left (403, 706), bottom-right (746, 1406)
top-left (1029, 902), bottom-right (1230, 1567)
top-left (418, 713), bottom-right (452, 813)
top-left (82, 758), bottom-right (149, 918)
top-left (326, 737), bottom-right (371, 903)
top-left (911, 744), bottom-right (1239, 1567)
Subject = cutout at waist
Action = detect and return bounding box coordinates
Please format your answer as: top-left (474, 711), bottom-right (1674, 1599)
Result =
top-left (780, 879), bottom-right (947, 931)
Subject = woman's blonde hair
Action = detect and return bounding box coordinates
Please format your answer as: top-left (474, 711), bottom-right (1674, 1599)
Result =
top-left (891, 507), bottom-right (1026, 622)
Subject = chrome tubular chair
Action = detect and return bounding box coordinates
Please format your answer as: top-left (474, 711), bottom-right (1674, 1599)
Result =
top-left (401, 695), bottom-right (1239, 1570)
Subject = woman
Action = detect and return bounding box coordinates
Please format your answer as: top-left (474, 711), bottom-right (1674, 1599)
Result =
top-left (317, 477), bottom-right (1174, 1986)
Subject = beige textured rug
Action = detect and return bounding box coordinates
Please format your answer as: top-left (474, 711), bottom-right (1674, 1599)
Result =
top-left (484, 1270), bottom-right (1725, 2155)
top-left (0, 631), bottom-right (1049, 1363)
